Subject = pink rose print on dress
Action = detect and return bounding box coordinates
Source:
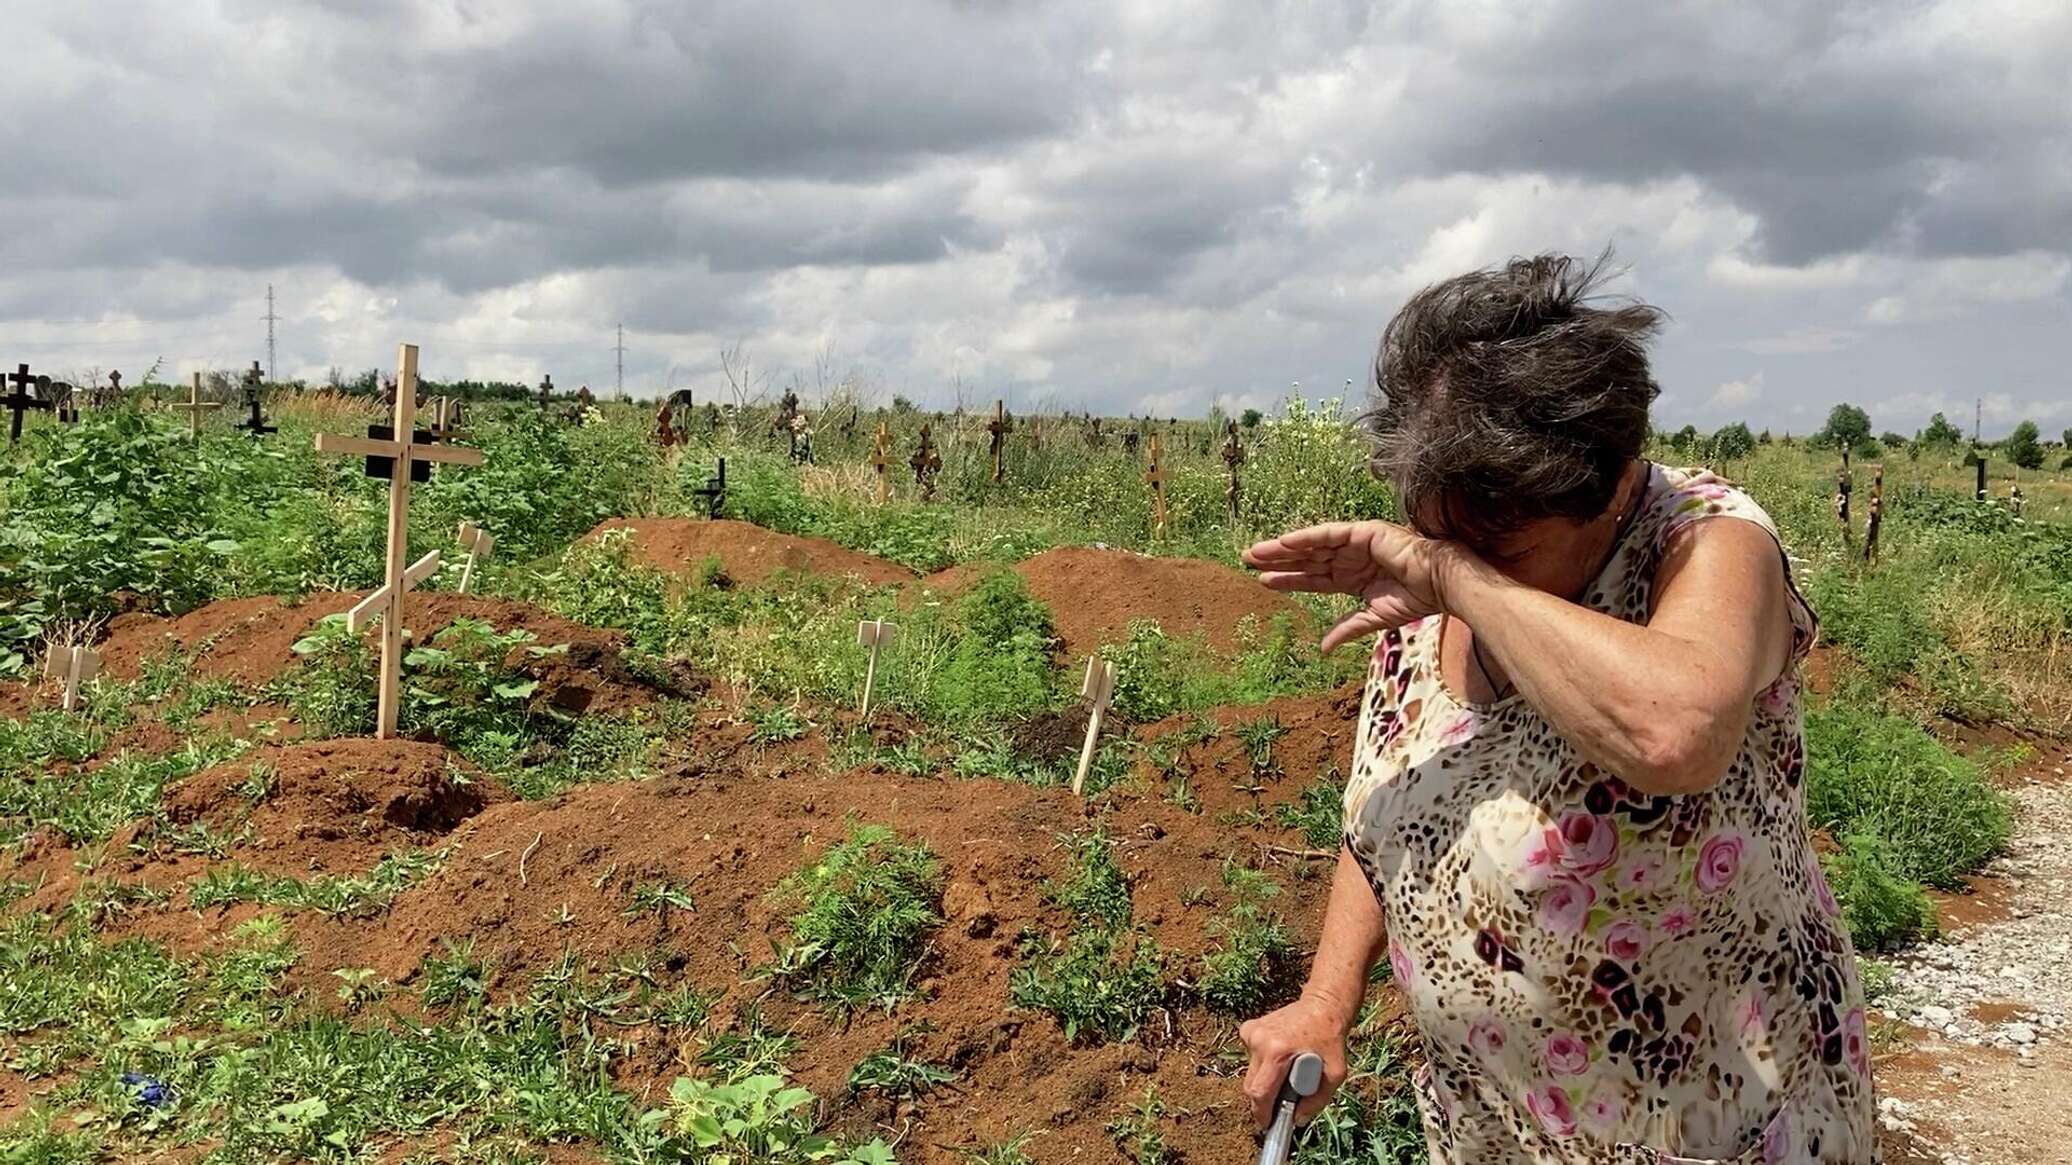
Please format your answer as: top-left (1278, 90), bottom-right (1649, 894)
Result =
top-left (1543, 1032), bottom-right (1589, 1078)
top-left (1388, 939), bottom-right (1417, 987)
top-left (1580, 1092), bottom-right (1622, 1133)
top-left (1521, 830), bottom-right (1560, 890)
top-left (1525, 1083), bottom-right (1577, 1137)
top-left (1468, 1014), bottom-right (1508, 1059)
top-left (1617, 853), bottom-right (1666, 893)
top-left (1603, 919), bottom-right (1649, 963)
top-left (1736, 991), bottom-right (1770, 1041)
top-left (1843, 1007), bottom-right (1869, 1073)
top-left (1759, 677), bottom-right (1794, 718)
top-left (1763, 1105), bottom-right (1794, 1164)
top-left (1658, 902), bottom-right (1697, 938)
top-left (1538, 878), bottom-right (1596, 935)
top-left (1440, 709), bottom-right (1479, 746)
top-left (1810, 858), bottom-right (1841, 918)
top-left (1555, 812), bottom-right (1620, 878)
top-left (1696, 831), bottom-right (1747, 894)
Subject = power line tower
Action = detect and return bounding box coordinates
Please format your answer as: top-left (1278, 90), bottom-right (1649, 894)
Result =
top-left (614, 323), bottom-right (627, 399)
top-left (261, 285), bottom-right (280, 382)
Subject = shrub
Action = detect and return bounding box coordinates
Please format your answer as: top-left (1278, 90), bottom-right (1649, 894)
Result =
top-left (1823, 831), bottom-right (1938, 951)
top-left (1803, 703), bottom-right (2011, 889)
top-left (771, 823), bottom-right (944, 1009)
top-left (1010, 926), bottom-right (1167, 1044)
top-left (935, 571), bottom-right (1058, 721)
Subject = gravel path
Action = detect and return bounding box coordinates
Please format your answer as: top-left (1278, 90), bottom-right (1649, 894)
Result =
top-left (1874, 757), bottom-right (2072, 1164)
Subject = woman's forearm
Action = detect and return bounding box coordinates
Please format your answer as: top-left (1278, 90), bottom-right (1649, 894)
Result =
top-left (1301, 847), bottom-right (1388, 1028)
top-left (1435, 546), bottom-right (1772, 795)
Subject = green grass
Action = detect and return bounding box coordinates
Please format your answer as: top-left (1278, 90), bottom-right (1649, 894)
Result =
top-left (770, 822), bottom-right (945, 1010)
top-left (1804, 702), bottom-right (2012, 889)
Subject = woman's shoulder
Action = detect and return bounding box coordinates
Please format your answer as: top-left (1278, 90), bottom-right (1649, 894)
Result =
top-left (1645, 463), bottom-right (1782, 545)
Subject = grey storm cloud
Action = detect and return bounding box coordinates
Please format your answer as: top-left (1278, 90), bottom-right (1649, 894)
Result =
top-left (1, 0), bottom-right (2066, 428)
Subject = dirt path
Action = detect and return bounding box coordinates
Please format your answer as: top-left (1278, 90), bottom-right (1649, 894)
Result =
top-left (1874, 759), bottom-right (2072, 1164)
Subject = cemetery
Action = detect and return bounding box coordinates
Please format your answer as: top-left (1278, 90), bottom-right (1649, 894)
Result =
top-left (0, 353), bottom-right (2069, 1165)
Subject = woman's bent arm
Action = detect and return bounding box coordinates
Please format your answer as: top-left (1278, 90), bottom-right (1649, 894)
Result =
top-left (1238, 846), bottom-right (1386, 1127)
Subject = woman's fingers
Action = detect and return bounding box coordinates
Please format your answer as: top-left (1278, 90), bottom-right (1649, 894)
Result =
top-left (1237, 1019), bottom-right (1295, 1129)
top-left (1320, 609), bottom-right (1392, 653)
top-left (1242, 523), bottom-right (1358, 567)
top-left (1254, 570), bottom-right (1342, 594)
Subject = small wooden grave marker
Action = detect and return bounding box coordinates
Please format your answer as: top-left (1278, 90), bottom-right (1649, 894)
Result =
top-left (1072, 657), bottom-right (1119, 796)
top-left (171, 372), bottom-right (223, 440)
top-left (6, 364), bottom-right (53, 444)
top-left (870, 421), bottom-right (894, 503)
top-left (987, 399), bottom-right (1012, 483)
top-left (455, 521), bottom-right (495, 594)
top-left (1862, 466), bottom-right (1884, 565)
top-left (426, 397), bottom-right (464, 443)
top-left (1220, 420), bottom-right (1245, 521)
top-left (44, 644), bottom-right (101, 713)
top-left (1144, 431), bottom-right (1170, 536)
top-left (856, 619), bottom-right (899, 719)
top-left (314, 343), bottom-right (486, 739)
top-left (694, 457), bottom-right (727, 517)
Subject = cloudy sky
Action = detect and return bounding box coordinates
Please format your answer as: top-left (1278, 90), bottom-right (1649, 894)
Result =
top-left (6, 0), bottom-right (2069, 435)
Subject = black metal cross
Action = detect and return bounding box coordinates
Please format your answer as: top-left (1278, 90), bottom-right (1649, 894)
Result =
top-left (693, 457), bottom-right (727, 518)
top-left (6, 364), bottom-right (52, 443)
top-left (238, 393), bottom-right (277, 437)
top-left (537, 374), bottom-right (554, 411)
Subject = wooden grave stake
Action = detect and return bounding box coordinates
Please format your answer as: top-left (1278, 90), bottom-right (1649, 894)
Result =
top-left (856, 619), bottom-right (899, 719)
top-left (1072, 657), bottom-right (1118, 796)
top-left (1144, 431), bottom-right (1170, 535)
top-left (1220, 420), bottom-right (1245, 522)
top-left (314, 343), bottom-right (486, 738)
top-left (6, 364), bottom-right (53, 444)
top-left (43, 644), bottom-right (101, 713)
top-left (455, 521), bottom-right (495, 594)
top-left (988, 399), bottom-right (1011, 483)
top-left (870, 421), bottom-right (894, 503)
top-left (171, 372), bottom-right (223, 441)
top-left (1862, 466), bottom-right (1884, 566)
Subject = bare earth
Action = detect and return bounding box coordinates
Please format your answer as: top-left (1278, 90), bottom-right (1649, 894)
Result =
top-left (1876, 759), bottom-right (2072, 1164)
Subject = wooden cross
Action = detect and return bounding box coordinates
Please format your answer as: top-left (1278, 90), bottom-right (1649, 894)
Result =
top-left (1072, 657), bottom-right (1119, 796)
top-left (170, 373), bottom-right (223, 441)
top-left (988, 399), bottom-right (1011, 483)
top-left (870, 421), bottom-right (894, 503)
top-left (1220, 420), bottom-right (1245, 522)
top-left (1144, 431), bottom-right (1170, 536)
top-left (1863, 467), bottom-right (1884, 566)
top-left (6, 364), bottom-right (52, 444)
top-left (537, 374), bottom-right (554, 411)
top-left (313, 343), bottom-right (486, 738)
top-left (911, 424), bottom-right (942, 501)
top-left (856, 618), bottom-right (899, 719)
top-left (44, 644), bottom-right (101, 713)
top-left (455, 521), bottom-right (495, 594)
top-left (694, 457), bottom-right (727, 517)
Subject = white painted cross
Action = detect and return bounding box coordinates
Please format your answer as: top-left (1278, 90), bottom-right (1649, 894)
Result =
top-left (856, 618), bottom-right (900, 719)
top-left (455, 521), bottom-right (495, 595)
top-left (1071, 657), bottom-right (1119, 795)
top-left (170, 372), bottom-right (223, 440)
top-left (44, 644), bottom-right (101, 713)
top-left (313, 343), bottom-right (486, 738)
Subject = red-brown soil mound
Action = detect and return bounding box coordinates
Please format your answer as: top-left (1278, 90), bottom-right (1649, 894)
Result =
top-left (95, 593), bottom-right (674, 712)
top-left (925, 545), bottom-right (1304, 660)
top-left (161, 739), bottom-right (507, 874)
top-left (584, 517), bottom-right (914, 587)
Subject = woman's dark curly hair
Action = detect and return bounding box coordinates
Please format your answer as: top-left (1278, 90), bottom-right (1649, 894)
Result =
top-left (1364, 252), bottom-right (1663, 550)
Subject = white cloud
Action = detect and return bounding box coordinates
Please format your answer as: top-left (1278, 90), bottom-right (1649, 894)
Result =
top-left (1708, 374), bottom-right (1765, 409)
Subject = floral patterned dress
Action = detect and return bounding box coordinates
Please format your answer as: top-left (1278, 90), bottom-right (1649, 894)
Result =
top-left (1342, 465), bottom-right (1876, 1164)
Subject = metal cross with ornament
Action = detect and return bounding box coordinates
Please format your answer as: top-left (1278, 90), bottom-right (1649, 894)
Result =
top-left (238, 365), bottom-right (277, 436)
top-left (312, 343), bottom-right (486, 738)
top-left (870, 421), bottom-right (894, 503)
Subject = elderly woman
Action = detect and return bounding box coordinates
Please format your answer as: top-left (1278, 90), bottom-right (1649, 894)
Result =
top-left (1239, 256), bottom-right (1874, 1164)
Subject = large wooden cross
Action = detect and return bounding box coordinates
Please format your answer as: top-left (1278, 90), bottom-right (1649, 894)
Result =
top-left (870, 421), bottom-right (893, 503)
top-left (1144, 432), bottom-right (1170, 535)
top-left (313, 344), bottom-right (486, 738)
top-left (171, 372), bottom-right (223, 440)
top-left (6, 364), bottom-right (52, 444)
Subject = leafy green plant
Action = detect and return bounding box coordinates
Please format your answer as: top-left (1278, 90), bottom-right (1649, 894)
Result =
top-left (1010, 926), bottom-right (1167, 1044)
top-left (1106, 1087), bottom-right (1172, 1165)
top-left (660, 1073), bottom-right (893, 1164)
top-left (1045, 831), bottom-right (1133, 930)
top-left (1804, 702), bottom-right (2011, 889)
top-left (1823, 831), bottom-right (1939, 951)
top-left (935, 570), bottom-right (1059, 722)
top-left (1197, 864), bottom-right (1296, 1015)
top-left (770, 823), bottom-right (944, 1009)
top-left (847, 1030), bottom-right (957, 1101)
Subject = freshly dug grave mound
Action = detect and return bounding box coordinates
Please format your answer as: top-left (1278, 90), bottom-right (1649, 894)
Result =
top-left (161, 739), bottom-right (507, 875)
top-left (96, 593), bottom-right (674, 712)
top-left (583, 517), bottom-right (914, 587)
top-left (281, 761), bottom-right (1368, 1162)
top-left (1136, 683), bottom-right (1363, 820)
top-left (925, 545), bottom-right (1304, 660)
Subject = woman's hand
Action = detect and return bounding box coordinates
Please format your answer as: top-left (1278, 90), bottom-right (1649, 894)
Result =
top-left (1243, 521), bottom-right (1459, 650)
top-left (1238, 994), bottom-right (1354, 1128)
